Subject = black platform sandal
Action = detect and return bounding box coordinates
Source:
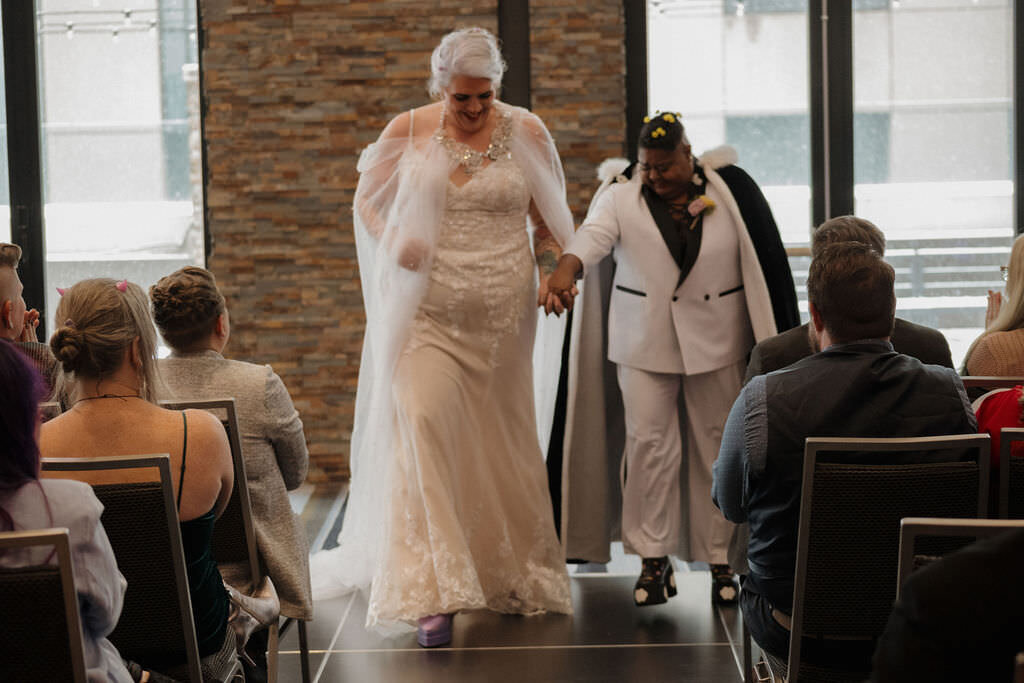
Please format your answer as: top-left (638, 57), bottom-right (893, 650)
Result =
top-left (710, 563), bottom-right (738, 605)
top-left (634, 556), bottom-right (677, 606)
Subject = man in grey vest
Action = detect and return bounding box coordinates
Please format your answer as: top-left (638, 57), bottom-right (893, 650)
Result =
top-left (712, 241), bottom-right (976, 667)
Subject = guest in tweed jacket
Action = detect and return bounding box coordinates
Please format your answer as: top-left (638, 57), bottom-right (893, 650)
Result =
top-left (151, 266), bottom-right (312, 620)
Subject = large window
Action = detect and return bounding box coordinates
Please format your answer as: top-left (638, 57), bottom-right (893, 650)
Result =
top-left (2, 0), bottom-right (204, 337)
top-left (36, 0), bottom-right (203, 329)
top-left (647, 0), bottom-right (812, 252)
top-left (647, 0), bottom-right (1018, 365)
top-left (854, 0), bottom-right (1015, 364)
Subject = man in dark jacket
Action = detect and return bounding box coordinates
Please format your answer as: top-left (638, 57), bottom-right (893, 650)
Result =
top-left (744, 215), bottom-right (953, 384)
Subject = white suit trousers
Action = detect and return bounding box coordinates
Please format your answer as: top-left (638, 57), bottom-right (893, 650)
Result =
top-left (617, 360), bottom-right (744, 563)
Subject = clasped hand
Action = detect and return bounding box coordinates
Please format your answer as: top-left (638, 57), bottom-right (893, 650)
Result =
top-left (539, 254), bottom-right (583, 316)
top-left (19, 309), bottom-right (40, 343)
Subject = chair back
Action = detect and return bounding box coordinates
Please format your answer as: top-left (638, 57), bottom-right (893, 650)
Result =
top-left (897, 517), bottom-right (1024, 598)
top-left (41, 454), bottom-right (203, 683)
top-left (960, 377), bottom-right (1024, 390)
top-left (788, 434), bottom-right (989, 682)
top-left (160, 398), bottom-right (261, 584)
top-left (0, 528), bottom-right (87, 682)
top-left (1000, 428), bottom-right (1024, 519)
top-left (39, 401), bottom-right (62, 422)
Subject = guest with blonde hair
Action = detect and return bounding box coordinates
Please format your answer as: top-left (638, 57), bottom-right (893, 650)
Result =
top-left (40, 278), bottom-right (238, 675)
top-left (964, 233), bottom-right (1024, 376)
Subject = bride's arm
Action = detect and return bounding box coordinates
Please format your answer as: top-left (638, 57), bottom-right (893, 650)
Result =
top-left (531, 200), bottom-right (575, 314)
top-left (354, 112), bottom-right (411, 240)
top-left (531, 200), bottom-right (561, 278)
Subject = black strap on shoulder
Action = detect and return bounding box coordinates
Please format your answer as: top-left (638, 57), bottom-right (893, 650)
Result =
top-left (176, 411), bottom-right (188, 510)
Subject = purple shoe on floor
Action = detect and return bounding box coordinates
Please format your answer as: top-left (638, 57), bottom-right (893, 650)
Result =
top-left (417, 614), bottom-right (453, 648)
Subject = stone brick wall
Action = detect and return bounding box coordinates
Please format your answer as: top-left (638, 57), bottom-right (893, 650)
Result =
top-left (200, 1), bottom-right (627, 481)
top-left (531, 0), bottom-right (627, 221)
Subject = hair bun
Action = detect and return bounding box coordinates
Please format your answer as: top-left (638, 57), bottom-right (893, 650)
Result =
top-left (50, 325), bottom-right (85, 373)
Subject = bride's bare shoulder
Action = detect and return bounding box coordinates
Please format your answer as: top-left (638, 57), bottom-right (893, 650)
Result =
top-left (380, 103), bottom-right (442, 140)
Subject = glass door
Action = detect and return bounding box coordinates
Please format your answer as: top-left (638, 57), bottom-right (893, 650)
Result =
top-left (35, 0), bottom-right (204, 330)
top-left (853, 0), bottom-right (1015, 366)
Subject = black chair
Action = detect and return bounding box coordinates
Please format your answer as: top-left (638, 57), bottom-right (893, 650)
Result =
top-left (41, 454), bottom-right (221, 682)
top-left (999, 428), bottom-right (1024, 519)
top-left (160, 399), bottom-right (261, 586)
top-left (897, 517), bottom-right (1024, 596)
top-left (162, 397), bottom-right (305, 683)
top-left (960, 376), bottom-right (1024, 390)
top-left (0, 528), bottom-right (87, 682)
top-left (890, 517), bottom-right (1024, 681)
top-left (748, 434), bottom-right (989, 683)
top-left (961, 376), bottom-right (1024, 403)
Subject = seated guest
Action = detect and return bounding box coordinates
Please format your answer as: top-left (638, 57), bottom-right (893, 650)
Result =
top-left (0, 340), bottom-right (136, 682)
top-left (975, 385), bottom-right (1024, 468)
top-left (974, 386), bottom-right (1024, 516)
top-left (0, 242), bottom-right (57, 394)
top-left (964, 233), bottom-right (1024, 376)
top-left (871, 528), bottom-right (1024, 682)
top-left (713, 242), bottom-right (977, 668)
top-left (745, 216), bottom-right (953, 383)
top-left (39, 278), bottom-right (238, 672)
top-left (150, 267), bottom-right (311, 623)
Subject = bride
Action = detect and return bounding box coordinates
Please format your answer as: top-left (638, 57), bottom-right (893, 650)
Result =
top-left (312, 27), bottom-right (575, 647)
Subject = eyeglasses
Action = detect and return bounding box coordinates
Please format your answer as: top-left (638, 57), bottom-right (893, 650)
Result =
top-left (1001, 265), bottom-right (1010, 281)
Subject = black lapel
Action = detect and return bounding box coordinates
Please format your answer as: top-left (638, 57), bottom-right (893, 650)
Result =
top-left (641, 184), bottom-right (685, 270)
top-left (676, 216), bottom-right (702, 290)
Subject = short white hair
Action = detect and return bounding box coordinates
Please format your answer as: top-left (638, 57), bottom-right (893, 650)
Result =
top-left (428, 27), bottom-right (506, 99)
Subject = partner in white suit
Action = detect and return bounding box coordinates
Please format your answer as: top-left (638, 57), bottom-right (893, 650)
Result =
top-left (548, 112), bottom-right (798, 606)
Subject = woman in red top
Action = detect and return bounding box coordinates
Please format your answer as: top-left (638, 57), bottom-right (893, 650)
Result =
top-left (975, 385), bottom-right (1024, 469)
top-left (973, 385), bottom-right (1024, 515)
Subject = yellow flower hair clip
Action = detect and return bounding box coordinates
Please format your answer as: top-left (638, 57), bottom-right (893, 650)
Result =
top-left (650, 127), bottom-right (666, 138)
top-left (663, 113), bottom-right (675, 123)
top-left (643, 116), bottom-right (651, 123)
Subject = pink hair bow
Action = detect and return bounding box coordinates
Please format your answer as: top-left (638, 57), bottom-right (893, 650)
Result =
top-left (115, 279), bottom-right (128, 292)
top-left (56, 287), bottom-right (66, 296)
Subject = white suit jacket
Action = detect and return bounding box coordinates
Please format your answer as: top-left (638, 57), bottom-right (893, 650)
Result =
top-left (565, 161), bottom-right (777, 376)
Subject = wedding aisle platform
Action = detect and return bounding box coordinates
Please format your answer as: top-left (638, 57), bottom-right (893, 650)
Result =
top-left (276, 486), bottom-right (746, 682)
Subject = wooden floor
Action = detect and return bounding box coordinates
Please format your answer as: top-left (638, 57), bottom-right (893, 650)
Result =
top-left (274, 485), bottom-right (749, 683)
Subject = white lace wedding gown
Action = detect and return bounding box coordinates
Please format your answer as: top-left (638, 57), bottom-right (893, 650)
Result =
top-left (366, 145), bottom-right (572, 624)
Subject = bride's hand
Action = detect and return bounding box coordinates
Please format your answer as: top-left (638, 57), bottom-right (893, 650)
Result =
top-left (398, 239), bottom-right (429, 271)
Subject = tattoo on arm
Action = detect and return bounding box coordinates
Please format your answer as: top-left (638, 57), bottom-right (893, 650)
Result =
top-left (533, 223), bottom-right (563, 276)
top-left (537, 251), bottom-right (559, 276)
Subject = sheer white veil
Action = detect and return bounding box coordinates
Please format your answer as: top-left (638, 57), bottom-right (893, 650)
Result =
top-left (310, 102), bottom-right (574, 632)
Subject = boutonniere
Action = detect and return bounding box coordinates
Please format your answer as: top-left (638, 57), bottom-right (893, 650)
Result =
top-left (685, 195), bottom-right (716, 229)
